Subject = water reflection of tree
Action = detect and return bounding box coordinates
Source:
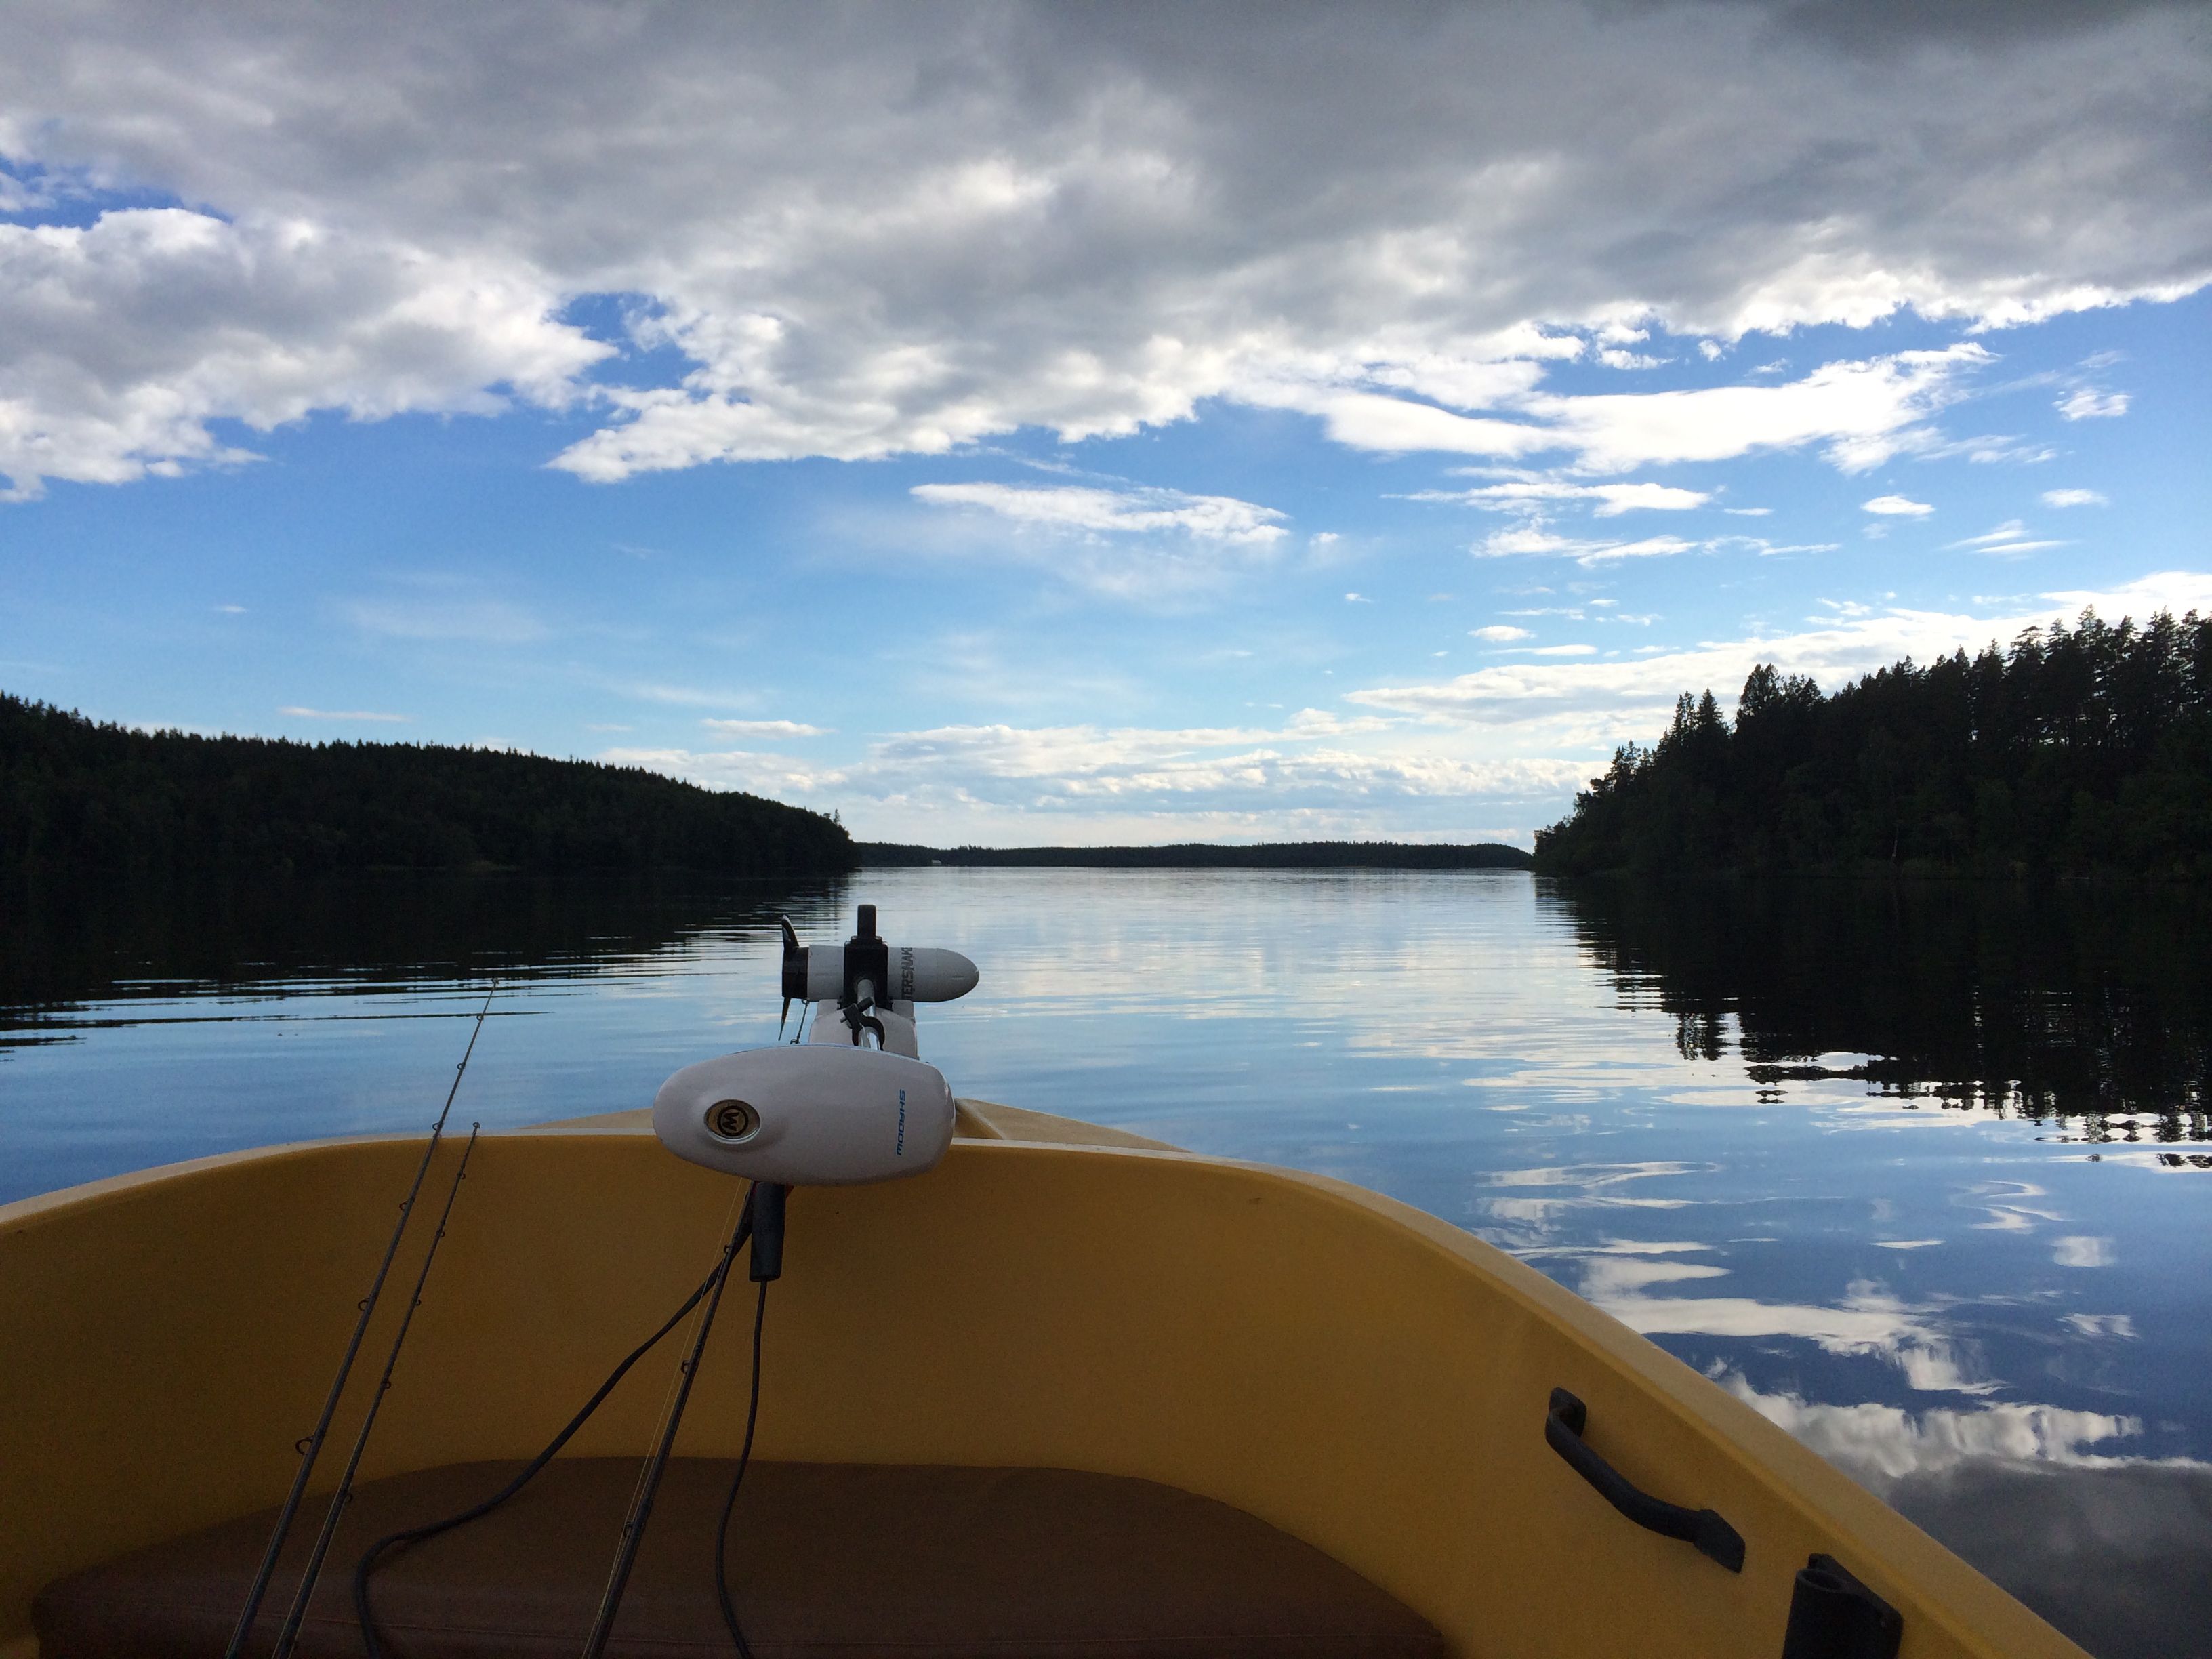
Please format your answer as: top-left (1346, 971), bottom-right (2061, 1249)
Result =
top-left (0, 869), bottom-right (840, 1020)
top-left (1550, 878), bottom-right (2212, 1138)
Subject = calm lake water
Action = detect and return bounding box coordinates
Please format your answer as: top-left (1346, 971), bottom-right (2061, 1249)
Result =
top-left (5, 867), bottom-right (2209, 1658)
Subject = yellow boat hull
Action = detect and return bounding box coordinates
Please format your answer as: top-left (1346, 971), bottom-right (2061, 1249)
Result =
top-left (0, 1113), bottom-right (2086, 1658)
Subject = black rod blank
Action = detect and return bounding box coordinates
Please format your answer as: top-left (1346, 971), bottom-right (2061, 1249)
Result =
top-left (269, 1122), bottom-right (481, 1659)
top-left (222, 981), bottom-right (495, 1659)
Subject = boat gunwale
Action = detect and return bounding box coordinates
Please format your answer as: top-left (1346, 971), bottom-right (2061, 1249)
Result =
top-left (1, 1126), bottom-right (2087, 1659)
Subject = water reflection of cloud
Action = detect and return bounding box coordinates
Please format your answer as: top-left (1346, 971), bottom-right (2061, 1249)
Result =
top-left (2062, 1313), bottom-right (2137, 1339)
top-left (1595, 1278), bottom-right (1995, 1394)
top-left (1958, 1180), bottom-right (2065, 1233)
top-left (1576, 1257), bottom-right (1731, 1298)
top-left (1484, 1160), bottom-right (1712, 1189)
top-left (1719, 1374), bottom-right (2161, 1485)
top-left (2052, 1235), bottom-right (2116, 1267)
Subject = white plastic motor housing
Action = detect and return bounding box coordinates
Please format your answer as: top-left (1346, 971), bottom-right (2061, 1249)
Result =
top-left (652, 1043), bottom-right (955, 1186)
top-left (796, 945), bottom-right (979, 1004)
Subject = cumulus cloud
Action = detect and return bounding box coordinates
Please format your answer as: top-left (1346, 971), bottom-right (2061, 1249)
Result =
top-left (0, 1), bottom-right (2205, 496)
top-left (1863, 495), bottom-right (1935, 516)
top-left (0, 209), bottom-right (605, 499)
top-left (1470, 624), bottom-right (1533, 642)
top-left (2042, 488), bottom-right (2109, 508)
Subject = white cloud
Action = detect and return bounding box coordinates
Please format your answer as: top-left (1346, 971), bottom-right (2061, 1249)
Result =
top-left (911, 480), bottom-right (1287, 545)
top-left (2057, 388), bottom-right (2130, 420)
top-left (1470, 624), bottom-right (1532, 642)
top-left (905, 479), bottom-right (1292, 600)
top-left (1474, 523), bottom-right (1700, 566)
top-left (278, 705), bottom-right (407, 722)
top-left (1946, 520), bottom-right (2065, 556)
top-left (1521, 345), bottom-right (1994, 474)
top-left (700, 718), bottom-right (831, 739)
top-left (0, 209), bottom-right (605, 499)
top-left (0, 3), bottom-right (2204, 495)
top-left (2042, 488), bottom-right (2108, 508)
top-left (1862, 495), bottom-right (1934, 516)
top-left (1422, 480), bottom-right (1711, 515)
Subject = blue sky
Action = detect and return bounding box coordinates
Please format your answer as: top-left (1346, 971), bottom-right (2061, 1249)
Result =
top-left (3, 3), bottom-right (2207, 844)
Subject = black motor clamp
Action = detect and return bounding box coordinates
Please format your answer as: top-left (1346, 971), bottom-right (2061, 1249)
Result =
top-left (1778, 1553), bottom-right (1902, 1659)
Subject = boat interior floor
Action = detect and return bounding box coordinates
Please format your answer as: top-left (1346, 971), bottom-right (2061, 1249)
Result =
top-left (33, 1458), bottom-right (1448, 1659)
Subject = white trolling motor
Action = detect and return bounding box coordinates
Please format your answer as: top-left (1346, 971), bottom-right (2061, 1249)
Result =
top-left (652, 904), bottom-right (977, 1187)
top-left (567, 907), bottom-right (983, 1658)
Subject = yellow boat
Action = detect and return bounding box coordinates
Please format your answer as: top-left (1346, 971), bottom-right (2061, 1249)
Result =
top-left (0, 1092), bottom-right (2089, 1658)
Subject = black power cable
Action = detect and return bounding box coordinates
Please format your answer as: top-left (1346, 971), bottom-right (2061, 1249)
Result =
top-left (352, 1193), bottom-right (758, 1658)
top-left (579, 1200), bottom-right (756, 1659)
top-left (713, 1279), bottom-right (771, 1659)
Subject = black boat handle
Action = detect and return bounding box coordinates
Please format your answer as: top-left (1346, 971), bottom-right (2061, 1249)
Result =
top-left (1544, 1387), bottom-right (1745, 1572)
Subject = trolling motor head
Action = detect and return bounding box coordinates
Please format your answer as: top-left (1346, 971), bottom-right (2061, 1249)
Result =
top-left (653, 905), bottom-right (976, 1185)
top-left (653, 1044), bottom-right (955, 1185)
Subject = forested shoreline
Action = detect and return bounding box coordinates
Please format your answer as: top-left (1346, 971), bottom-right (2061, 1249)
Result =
top-left (1534, 610), bottom-right (2212, 878)
top-left (1, 694), bottom-right (854, 876)
top-left (861, 840), bottom-right (1533, 869)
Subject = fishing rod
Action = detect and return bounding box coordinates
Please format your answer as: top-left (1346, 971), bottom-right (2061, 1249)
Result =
top-left (270, 1122), bottom-right (481, 1659)
top-left (578, 1185), bottom-right (776, 1659)
top-left (224, 981), bottom-right (497, 1659)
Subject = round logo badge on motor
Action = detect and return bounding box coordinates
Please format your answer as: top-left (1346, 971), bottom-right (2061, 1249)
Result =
top-left (705, 1099), bottom-right (760, 1142)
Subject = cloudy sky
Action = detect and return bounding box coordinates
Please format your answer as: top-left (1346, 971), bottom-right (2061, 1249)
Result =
top-left (3, 1), bottom-right (2207, 845)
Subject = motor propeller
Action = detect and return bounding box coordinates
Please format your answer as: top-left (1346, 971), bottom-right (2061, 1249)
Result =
top-left (777, 914), bottom-right (801, 1039)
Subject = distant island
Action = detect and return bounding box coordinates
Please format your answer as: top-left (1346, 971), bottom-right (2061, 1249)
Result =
top-left (1534, 609), bottom-right (2212, 879)
top-left (1, 693), bottom-right (853, 876)
top-left (862, 841), bottom-right (1534, 869)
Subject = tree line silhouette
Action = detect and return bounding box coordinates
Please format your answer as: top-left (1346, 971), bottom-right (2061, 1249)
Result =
top-left (1, 693), bottom-right (855, 876)
top-left (1534, 610), bottom-right (2212, 877)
